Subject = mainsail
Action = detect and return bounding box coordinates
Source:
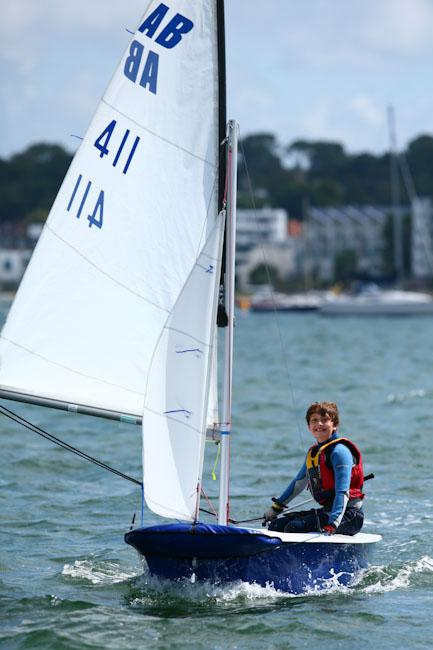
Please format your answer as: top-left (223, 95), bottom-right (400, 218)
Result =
top-left (0, 0), bottom-right (226, 521)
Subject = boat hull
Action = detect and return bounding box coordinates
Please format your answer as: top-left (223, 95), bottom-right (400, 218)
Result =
top-left (125, 522), bottom-right (381, 593)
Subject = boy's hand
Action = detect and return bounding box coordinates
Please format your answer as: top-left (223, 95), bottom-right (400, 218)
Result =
top-left (264, 498), bottom-right (284, 522)
top-left (263, 507), bottom-right (278, 522)
top-left (322, 524), bottom-right (336, 535)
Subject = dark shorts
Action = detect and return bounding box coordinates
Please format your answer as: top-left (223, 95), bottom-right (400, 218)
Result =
top-left (268, 506), bottom-right (364, 535)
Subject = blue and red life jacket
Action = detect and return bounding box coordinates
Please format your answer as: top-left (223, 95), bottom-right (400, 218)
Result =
top-left (305, 437), bottom-right (364, 506)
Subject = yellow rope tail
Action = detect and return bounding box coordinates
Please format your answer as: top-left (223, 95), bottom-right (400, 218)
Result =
top-left (211, 441), bottom-right (221, 481)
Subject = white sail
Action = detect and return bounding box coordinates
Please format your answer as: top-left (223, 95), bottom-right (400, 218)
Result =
top-left (143, 217), bottom-right (224, 520)
top-left (0, 1), bottom-right (223, 425)
top-left (0, 1), bottom-right (224, 521)
top-left (206, 332), bottom-right (219, 433)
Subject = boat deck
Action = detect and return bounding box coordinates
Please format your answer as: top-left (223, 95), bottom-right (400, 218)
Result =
top-left (248, 527), bottom-right (382, 544)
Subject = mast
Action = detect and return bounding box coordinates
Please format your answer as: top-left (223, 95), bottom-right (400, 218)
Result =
top-left (218, 120), bottom-right (238, 525)
top-left (388, 105), bottom-right (403, 284)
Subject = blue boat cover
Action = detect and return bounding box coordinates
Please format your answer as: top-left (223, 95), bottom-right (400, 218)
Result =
top-left (125, 522), bottom-right (282, 559)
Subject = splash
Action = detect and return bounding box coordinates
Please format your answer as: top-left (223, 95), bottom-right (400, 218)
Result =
top-left (128, 555), bottom-right (433, 604)
top-left (129, 572), bottom-right (293, 606)
top-left (128, 568), bottom-right (363, 606)
top-left (387, 388), bottom-right (429, 403)
top-left (62, 559), bottom-right (140, 585)
top-left (356, 555), bottom-right (433, 593)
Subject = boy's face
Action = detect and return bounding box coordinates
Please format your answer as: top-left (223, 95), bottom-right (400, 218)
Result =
top-left (308, 411), bottom-right (336, 443)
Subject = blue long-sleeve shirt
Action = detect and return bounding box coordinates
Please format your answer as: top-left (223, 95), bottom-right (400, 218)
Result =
top-left (277, 433), bottom-right (355, 526)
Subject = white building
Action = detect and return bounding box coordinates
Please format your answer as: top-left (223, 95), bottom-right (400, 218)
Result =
top-left (411, 197), bottom-right (433, 278)
top-left (236, 207), bottom-right (289, 287)
top-left (237, 208), bottom-right (287, 260)
top-left (236, 240), bottom-right (296, 289)
top-left (303, 205), bottom-right (391, 281)
top-left (0, 250), bottom-right (31, 286)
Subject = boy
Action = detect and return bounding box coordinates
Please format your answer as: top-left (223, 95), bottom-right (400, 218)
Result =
top-left (264, 401), bottom-right (364, 535)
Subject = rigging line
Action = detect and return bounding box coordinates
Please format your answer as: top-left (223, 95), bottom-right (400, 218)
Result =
top-left (398, 152), bottom-right (417, 201)
top-left (194, 133), bottom-right (229, 261)
top-left (239, 134), bottom-right (321, 532)
top-left (0, 404), bottom-right (142, 487)
top-left (238, 135), bottom-right (306, 449)
top-left (397, 154), bottom-right (433, 273)
top-left (200, 487), bottom-right (218, 517)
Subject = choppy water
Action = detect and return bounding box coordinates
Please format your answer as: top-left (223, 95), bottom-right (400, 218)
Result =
top-left (1, 299), bottom-right (433, 649)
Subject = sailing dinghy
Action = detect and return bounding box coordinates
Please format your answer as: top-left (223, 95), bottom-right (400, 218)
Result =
top-left (0, 0), bottom-right (380, 593)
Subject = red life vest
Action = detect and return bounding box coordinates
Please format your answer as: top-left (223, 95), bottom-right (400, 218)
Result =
top-left (305, 437), bottom-right (364, 506)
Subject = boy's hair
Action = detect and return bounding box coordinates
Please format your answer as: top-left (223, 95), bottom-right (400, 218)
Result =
top-left (305, 401), bottom-right (339, 427)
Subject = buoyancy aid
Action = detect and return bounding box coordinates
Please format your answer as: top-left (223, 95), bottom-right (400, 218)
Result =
top-left (305, 437), bottom-right (364, 507)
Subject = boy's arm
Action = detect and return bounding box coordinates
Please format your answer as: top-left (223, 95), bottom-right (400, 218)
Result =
top-left (327, 444), bottom-right (353, 528)
top-left (276, 461), bottom-right (308, 505)
top-left (264, 461), bottom-right (308, 521)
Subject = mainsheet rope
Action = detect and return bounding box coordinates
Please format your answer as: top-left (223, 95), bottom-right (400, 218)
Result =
top-left (0, 402), bottom-right (224, 522)
top-left (0, 403), bottom-right (143, 487)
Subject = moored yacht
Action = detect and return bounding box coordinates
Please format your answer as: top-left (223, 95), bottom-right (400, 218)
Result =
top-left (320, 284), bottom-right (433, 315)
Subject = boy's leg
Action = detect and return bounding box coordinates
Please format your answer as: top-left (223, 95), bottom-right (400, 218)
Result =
top-left (335, 507), bottom-right (364, 535)
top-left (268, 509), bottom-right (328, 533)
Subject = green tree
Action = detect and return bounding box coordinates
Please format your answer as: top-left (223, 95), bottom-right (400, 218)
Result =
top-left (334, 250), bottom-right (357, 281)
top-left (249, 263), bottom-right (279, 286)
top-left (0, 143), bottom-right (72, 222)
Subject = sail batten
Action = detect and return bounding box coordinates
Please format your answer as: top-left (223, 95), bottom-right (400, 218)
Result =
top-left (41, 222), bottom-right (172, 313)
top-left (99, 97), bottom-right (219, 167)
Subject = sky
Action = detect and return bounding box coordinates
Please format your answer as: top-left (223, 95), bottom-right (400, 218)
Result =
top-left (2, 0), bottom-right (433, 159)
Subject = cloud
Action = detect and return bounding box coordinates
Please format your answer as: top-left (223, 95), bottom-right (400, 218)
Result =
top-left (349, 96), bottom-right (383, 127)
top-left (365, 0), bottom-right (433, 54)
top-left (228, 0), bottom-right (433, 70)
top-left (1, 1), bottom-right (433, 157)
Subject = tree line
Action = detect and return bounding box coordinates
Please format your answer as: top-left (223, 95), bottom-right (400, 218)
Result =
top-left (238, 133), bottom-right (433, 217)
top-left (1, 134), bottom-right (433, 224)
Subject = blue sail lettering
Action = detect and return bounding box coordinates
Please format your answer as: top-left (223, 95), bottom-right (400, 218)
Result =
top-left (125, 6), bottom-right (194, 93)
top-left (138, 3), bottom-right (169, 38)
top-left (139, 51), bottom-right (159, 94)
top-left (124, 40), bottom-right (144, 82)
top-left (124, 40), bottom-right (159, 94)
top-left (67, 174), bottom-right (105, 230)
top-left (155, 14), bottom-right (193, 49)
top-left (87, 191), bottom-right (104, 229)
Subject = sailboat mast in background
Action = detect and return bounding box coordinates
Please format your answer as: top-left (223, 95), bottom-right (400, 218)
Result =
top-left (388, 105), bottom-right (403, 283)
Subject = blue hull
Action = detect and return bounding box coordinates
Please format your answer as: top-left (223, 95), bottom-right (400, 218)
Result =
top-left (125, 522), bottom-right (376, 593)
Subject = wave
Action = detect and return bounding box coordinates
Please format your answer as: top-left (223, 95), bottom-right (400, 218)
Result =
top-left (62, 559), bottom-right (140, 585)
top-left (387, 388), bottom-right (432, 403)
top-left (126, 555), bottom-right (433, 605)
top-left (356, 555), bottom-right (433, 593)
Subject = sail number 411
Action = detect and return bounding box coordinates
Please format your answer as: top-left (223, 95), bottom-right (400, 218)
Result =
top-left (94, 120), bottom-right (140, 175)
top-left (66, 121), bottom-right (140, 229)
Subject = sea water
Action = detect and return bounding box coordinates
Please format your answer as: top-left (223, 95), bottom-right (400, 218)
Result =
top-left (1, 299), bottom-right (433, 649)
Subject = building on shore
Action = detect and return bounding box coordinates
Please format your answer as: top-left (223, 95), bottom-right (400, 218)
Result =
top-left (411, 197), bottom-right (433, 279)
top-left (0, 222), bottom-right (43, 289)
top-left (302, 204), bottom-right (406, 283)
top-left (0, 249), bottom-right (31, 288)
top-left (235, 207), bottom-right (295, 289)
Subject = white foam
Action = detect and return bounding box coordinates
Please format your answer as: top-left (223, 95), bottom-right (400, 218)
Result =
top-left (387, 388), bottom-right (428, 403)
top-left (129, 567), bottom-right (368, 602)
top-left (64, 554), bottom-right (433, 598)
top-left (359, 555), bottom-right (433, 594)
top-left (130, 572), bottom-right (293, 604)
top-left (62, 559), bottom-right (139, 585)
